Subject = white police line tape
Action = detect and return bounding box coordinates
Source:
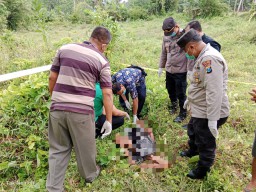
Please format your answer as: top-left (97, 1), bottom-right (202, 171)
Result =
top-left (1, 64), bottom-right (255, 86)
top-left (120, 64), bottom-right (256, 86)
top-left (0, 65), bottom-right (51, 82)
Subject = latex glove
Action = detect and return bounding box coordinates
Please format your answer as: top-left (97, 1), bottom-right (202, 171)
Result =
top-left (125, 100), bottom-right (131, 110)
top-left (208, 120), bottom-right (218, 138)
top-left (124, 112), bottom-right (130, 120)
top-left (133, 115), bottom-right (139, 124)
top-left (101, 121), bottom-right (112, 139)
top-left (158, 68), bottom-right (164, 77)
top-left (183, 99), bottom-right (189, 110)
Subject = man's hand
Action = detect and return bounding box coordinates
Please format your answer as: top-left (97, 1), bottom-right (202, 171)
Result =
top-left (125, 100), bottom-right (132, 110)
top-left (158, 68), bottom-right (164, 77)
top-left (133, 115), bottom-right (139, 124)
top-left (101, 121), bottom-right (112, 139)
top-left (208, 120), bottom-right (218, 138)
top-left (183, 99), bottom-right (189, 110)
top-left (124, 112), bottom-right (130, 120)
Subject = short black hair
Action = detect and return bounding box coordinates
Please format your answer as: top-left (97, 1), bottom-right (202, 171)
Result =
top-left (187, 20), bottom-right (202, 32)
top-left (112, 83), bottom-right (122, 94)
top-left (91, 26), bottom-right (112, 44)
top-left (177, 29), bottom-right (202, 49)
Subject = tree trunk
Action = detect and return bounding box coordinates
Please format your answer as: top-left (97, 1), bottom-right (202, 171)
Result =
top-left (237, 0), bottom-right (244, 12)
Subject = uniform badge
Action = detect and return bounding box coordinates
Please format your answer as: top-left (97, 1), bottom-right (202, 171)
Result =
top-left (193, 72), bottom-right (201, 83)
top-left (202, 60), bottom-right (212, 74)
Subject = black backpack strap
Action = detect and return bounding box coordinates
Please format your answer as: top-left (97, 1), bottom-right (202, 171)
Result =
top-left (127, 64), bottom-right (147, 77)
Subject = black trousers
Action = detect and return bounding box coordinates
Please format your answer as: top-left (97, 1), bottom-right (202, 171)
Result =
top-left (95, 115), bottom-right (124, 138)
top-left (166, 71), bottom-right (187, 113)
top-left (187, 117), bottom-right (228, 168)
top-left (119, 79), bottom-right (146, 117)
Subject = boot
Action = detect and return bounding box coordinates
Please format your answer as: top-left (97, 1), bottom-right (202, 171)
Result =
top-left (173, 111), bottom-right (187, 123)
top-left (169, 101), bottom-right (178, 115)
top-left (180, 150), bottom-right (199, 158)
top-left (187, 167), bottom-right (210, 179)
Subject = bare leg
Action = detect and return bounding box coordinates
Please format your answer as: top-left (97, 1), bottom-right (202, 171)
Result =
top-left (140, 155), bottom-right (170, 169)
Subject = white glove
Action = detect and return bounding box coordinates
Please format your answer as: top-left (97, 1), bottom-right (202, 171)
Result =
top-left (183, 99), bottom-right (189, 110)
top-left (133, 115), bottom-right (139, 124)
top-left (101, 121), bottom-right (112, 139)
top-left (125, 100), bottom-right (131, 110)
top-left (158, 68), bottom-right (164, 77)
top-left (124, 112), bottom-right (130, 120)
top-left (208, 120), bottom-right (218, 138)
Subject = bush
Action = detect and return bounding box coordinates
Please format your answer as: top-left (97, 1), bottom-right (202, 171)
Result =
top-left (199, 0), bottom-right (229, 18)
top-left (69, 2), bottom-right (92, 24)
top-left (85, 6), bottom-right (120, 60)
top-left (182, 0), bottom-right (229, 18)
top-left (128, 6), bottom-right (149, 20)
top-left (249, 2), bottom-right (256, 21)
top-left (0, 73), bottom-right (50, 181)
top-left (4, 0), bottom-right (32, 30)
top-left (0, 1), bottom-right (8, 31)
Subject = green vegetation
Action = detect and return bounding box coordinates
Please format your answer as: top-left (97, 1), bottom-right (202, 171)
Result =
top-left (1, 2), bottom-right (256, 191)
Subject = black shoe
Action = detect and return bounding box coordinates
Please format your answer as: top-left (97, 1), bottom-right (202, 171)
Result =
top-left (173, 113), bottom-right (187, 123)
top-left (169, 101), bottom-right (178, 115)
top-left (187, 167), bottom-right (210, 179)
top-left (169, 108), bottom-right (177, 115)
top-left (182, 124), bottom-right (188, 129)
top-left (180, 150), bottom-right (198, 158)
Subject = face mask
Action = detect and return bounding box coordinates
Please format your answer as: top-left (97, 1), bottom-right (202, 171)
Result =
top-left (122, 89), bottom-right (126, 95)
top-left (185, 53), bottom-right (195, 60)
top-left (170, 32), bottom-right (176, 37)
top-left (185, 48), bottom-right (195, 60)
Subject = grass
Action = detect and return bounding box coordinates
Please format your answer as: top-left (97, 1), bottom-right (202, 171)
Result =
top-left (1, 13), bottom-right (256, 191)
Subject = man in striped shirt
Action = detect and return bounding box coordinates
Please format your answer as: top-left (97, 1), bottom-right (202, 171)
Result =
top-left (46, 26), bottom-right (113, 191)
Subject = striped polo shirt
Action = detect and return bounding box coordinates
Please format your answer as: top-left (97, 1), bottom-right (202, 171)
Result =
top-left (50, 42), bottom-right (112, 114)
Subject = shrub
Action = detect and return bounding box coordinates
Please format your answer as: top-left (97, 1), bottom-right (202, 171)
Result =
top-left (0, 1), bottom-right (8, 31)
top-left (0, 73), bottom-right (50, 181)
top-left (85, 6), bottom-right (120, 60)
top-left (4, 0), bottom-right (32, 30)
top-left (128, 6), bottom-right (149, 20)
top-left (199, 0), bottom-right (229, 18)
top-left (249, 2), bottom-right (256, 21)
top-left (182, 0), bottom-right (229, 18)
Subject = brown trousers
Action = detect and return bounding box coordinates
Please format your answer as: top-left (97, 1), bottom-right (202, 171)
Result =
top-left (46, 111), bottom-right (98, 192)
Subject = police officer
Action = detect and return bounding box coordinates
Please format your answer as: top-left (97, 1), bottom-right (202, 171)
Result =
top-left (158, 17), bottom-right (192, 123)
top-left (177, 29), bottom-right (229, 179)
top-left (185, 20), bottom-right (221, 52)
top-left (112, 67), bottom-right (146, 124)
top-left (182, 20), bottom-right (221, 129)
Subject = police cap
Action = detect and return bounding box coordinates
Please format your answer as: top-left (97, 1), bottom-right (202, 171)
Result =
top-left (162, 17), bottom-right (176, 36)
top-left (177, 29), bottom-right (201, 49)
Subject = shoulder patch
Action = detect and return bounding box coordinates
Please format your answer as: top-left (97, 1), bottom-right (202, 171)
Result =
top-left (202, 60), bottom-right (211, 68)
top-left (202, 60), bottom-right (212, 74)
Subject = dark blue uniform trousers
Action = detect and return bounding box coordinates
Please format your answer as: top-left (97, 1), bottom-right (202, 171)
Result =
top-left (187, 117), bottom-right (228, 168)
top-left (166, 71), bottom-right (187, 113)
top-left (119, 80), bottom-right (146, 118)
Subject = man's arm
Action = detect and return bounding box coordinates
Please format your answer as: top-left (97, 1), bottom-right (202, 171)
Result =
top-left (159, 41), bottom-right (167, 68)
top-left (203, 57), bottom-right (223, 121)
top-left (102, 88), bottom-right (113, 123)
top-left (132, 97), bottom-right (138, 115)
top-left (48, 71), bottom-right (59, 96)
top-left (102, 105), bottom-right (127, 117)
